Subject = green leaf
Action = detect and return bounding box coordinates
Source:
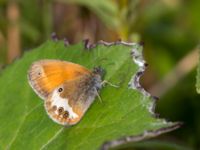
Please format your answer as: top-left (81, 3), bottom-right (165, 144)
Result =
top-left (0, 40), bottom-right (179, 150)
top-left (197, 47), bottom-right (200, 94)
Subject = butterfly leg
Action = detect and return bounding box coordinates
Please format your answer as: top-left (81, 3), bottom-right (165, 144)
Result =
top-left (101, 80), bottom-right (119, 88)
top-left (94, 88), bottom-right (102, 103)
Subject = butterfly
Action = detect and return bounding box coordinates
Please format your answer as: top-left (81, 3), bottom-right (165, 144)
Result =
top-left (28, 59), bottom-right (104, 125)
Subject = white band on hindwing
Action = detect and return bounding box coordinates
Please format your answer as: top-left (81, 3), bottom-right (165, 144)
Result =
top-left (51, 90), bottom-right (78, 119)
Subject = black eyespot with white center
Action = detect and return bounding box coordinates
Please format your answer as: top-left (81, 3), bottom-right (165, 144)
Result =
top-left (58, 87), bottom-right (63, 93)
top-left (58, 107), bottom-right (64, 114)
top-left (63, 111), bottom-right (69, 119)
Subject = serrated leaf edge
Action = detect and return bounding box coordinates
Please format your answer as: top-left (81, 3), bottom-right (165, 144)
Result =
top-left (80, 39), bottom-right (181, 150)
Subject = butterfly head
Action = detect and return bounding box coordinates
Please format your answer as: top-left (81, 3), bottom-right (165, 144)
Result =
top-left (92, 66), bottom-right (105, 79)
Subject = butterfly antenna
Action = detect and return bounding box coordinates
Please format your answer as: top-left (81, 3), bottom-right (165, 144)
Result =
top-left (101, 80), bottom-right (119, 88)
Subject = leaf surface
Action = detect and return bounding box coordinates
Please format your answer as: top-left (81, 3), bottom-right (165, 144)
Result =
top-left (0, 40), bottom-right (179, 150)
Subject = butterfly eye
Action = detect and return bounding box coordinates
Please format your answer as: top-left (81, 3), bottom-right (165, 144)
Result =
top-left (58, 87), bottom-right (63, 93)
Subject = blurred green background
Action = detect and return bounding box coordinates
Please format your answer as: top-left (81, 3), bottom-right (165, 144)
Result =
top-left (0, 0), bottom-right (200, 149)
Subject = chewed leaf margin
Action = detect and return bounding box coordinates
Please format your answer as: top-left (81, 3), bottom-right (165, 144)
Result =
top-left (63, 38), bottom-right (181, 150)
